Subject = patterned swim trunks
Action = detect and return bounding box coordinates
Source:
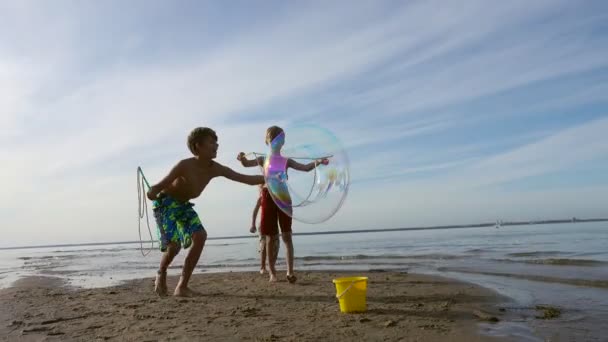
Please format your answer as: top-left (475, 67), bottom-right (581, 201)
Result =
top-left (153, 194), bottom-right (205, 252)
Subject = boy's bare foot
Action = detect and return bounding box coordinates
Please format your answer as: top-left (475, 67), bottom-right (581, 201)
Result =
top-left (260, 268), bottom-right (266, 275)
top-left (269, 273), bottom-right (278, 282)
top-left (154, 271), bottom-right (168, 297)
top-left (286, 274), bottom-right (297, 284)
top-left (249, 226), bottom-right (257, 234)
top-left (173, 286), bottom-right (201, 297)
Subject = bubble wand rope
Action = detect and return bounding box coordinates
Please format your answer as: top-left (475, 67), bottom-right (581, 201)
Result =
top-left (245, 152), bottom-right (333, 160)
top-left (137, 167), bottom-right (155, 256)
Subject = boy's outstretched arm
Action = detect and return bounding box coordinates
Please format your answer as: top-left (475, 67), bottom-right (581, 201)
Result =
top-left (287, 158), bottom-right (329, 172)
top-left (147, 161), bottom-right (183, 200)
top-left (221, 165), bottom-right (265, 185)
top-left (237, 152), bottom-right (264, 168)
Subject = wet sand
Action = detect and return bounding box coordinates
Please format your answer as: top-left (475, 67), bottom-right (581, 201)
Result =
top-left (0, 271), bottom-right (510, 341)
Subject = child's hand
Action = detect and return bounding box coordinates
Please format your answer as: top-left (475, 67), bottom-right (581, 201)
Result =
top-left (237, 152), bottom-right (246, 161)
top-left (147, 187), bottom-right (160, 201)
top-left (316, 158), bottom-right (329, 166)
top-left (147, 191), bottom-right (157, 201)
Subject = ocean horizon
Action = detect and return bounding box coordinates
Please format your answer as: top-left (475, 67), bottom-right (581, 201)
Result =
top-left (3, 217), bottom-right (607, 251)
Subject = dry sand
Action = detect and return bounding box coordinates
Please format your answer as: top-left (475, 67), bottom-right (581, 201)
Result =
top-left (0, 271), bottom-right (510, 341)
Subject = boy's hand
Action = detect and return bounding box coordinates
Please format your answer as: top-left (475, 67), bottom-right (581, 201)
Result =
top-left (147, 192), bottom-right (156, 201)
top-left (147, 187), bottom-right (159, 201)
top-left (237, 152), bottom-right (246, 161)
top-left (316, 158), bottom-right (329, 166)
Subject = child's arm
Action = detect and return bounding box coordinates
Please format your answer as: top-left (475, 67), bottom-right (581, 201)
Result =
top-left (287, 158), bottom-right (329, 172)
top-left (237, 152), bottom-right (264, 168)
top-left (147, 161), bottom-right (183, 200)
top-left (220, 165), bottom-right (265, 185)
top-left (251, 197), bottom-right (261, 228)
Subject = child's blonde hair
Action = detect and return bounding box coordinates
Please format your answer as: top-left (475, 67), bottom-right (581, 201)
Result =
top-left (187, 127), bottom-right (217, 155)
top-left (265, 126), bottom-right (284, 145)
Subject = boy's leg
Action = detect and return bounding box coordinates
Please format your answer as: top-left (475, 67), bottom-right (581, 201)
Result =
top-left (265, 234), bottom-right (278, 282)
top-left (281, 232), bottom-right (295, 282)
top-left (155, 242), bottom-right (181, 296)
top-left (153, 202), bottom-right (180, 296)
top-left (278, 210), bottom-right (296, 283)
top-left (259, 236), bottom-right (267, 274)
top-left (175, 229), bottom-right (207, 297)
top-left (260, 188), bottom-right (279, 282)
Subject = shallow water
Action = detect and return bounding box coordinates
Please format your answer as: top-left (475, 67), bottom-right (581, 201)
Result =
top-left (1, 221), bottom-right (607, 340)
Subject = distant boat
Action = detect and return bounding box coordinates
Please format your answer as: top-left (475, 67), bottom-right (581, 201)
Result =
top-left (495, 220), bottom-right (502, 229)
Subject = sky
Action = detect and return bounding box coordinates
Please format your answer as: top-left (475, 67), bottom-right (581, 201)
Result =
top-left (1, 0), bottom-right (608, 247)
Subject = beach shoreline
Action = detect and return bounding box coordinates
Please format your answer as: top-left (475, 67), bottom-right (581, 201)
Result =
top-left (0, 271), bottom-right (513, 341)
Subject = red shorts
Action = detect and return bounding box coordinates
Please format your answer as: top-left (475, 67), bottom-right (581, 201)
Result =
top-left (260, 188), bottom-right (292, 236)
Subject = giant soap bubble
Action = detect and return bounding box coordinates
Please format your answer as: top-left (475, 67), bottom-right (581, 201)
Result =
top-left (255, 124), bottom-right (350, 224)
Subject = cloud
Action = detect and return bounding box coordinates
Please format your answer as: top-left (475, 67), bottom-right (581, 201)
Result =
top-left (0, 59), bottom-right (38, 139)
top-left (370, 116), bottom-right (608, 192)
top-left (458, 116), bottom-right (608, 188)
top-left (1, 1), bottom-right (607, 246)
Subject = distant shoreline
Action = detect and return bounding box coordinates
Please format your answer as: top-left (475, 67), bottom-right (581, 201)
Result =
top-left (2, 217), bottom-right (606, 251)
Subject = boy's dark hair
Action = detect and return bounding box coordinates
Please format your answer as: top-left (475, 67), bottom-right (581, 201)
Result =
top-left (265, 126), bottom-right (284, 145)
top-left (187, 127), bottom-right (217, 155)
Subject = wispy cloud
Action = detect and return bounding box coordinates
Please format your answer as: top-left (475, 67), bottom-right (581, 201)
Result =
top-left (461, 116), bottom-right (608, 187)
top-left (1, 1), bottom-right (607, 246)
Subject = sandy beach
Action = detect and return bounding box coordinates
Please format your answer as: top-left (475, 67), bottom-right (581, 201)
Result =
top-left (0, 271), bottom-right (510, 341)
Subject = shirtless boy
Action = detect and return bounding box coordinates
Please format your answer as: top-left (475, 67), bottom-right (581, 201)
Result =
top-left (147, 127), bottom-right (264, 296)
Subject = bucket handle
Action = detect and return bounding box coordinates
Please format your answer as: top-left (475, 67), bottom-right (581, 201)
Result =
top-left (336, 281), bottom-right (356, 299)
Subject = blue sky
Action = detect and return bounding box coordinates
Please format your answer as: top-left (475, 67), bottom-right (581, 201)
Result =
top-left (1, 1), bottom-right (607, 247)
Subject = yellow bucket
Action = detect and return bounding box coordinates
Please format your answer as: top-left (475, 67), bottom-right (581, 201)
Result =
top-left (333, 276), bottom-right (368, 313)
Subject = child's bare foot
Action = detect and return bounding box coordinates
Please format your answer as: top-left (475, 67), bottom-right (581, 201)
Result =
top-left (260, 268), bottom-right (266, 275)
top-left (173, 286), bottom-right (200, 297)
top-left (249, 226), bottom-right (257, 234)
top-left (154, 271), bottom-right (168, 297)
top-left (269, 273), bottom-right (277, 282)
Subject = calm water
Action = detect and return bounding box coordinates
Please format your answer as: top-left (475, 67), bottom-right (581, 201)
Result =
top-left (1, 221), bottom-right (607, 341)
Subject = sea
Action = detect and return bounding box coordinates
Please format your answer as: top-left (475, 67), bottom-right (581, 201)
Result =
top-left (1, 221), bottom-right (607, 341)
